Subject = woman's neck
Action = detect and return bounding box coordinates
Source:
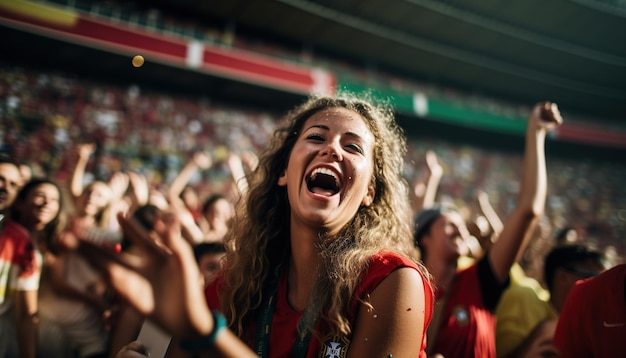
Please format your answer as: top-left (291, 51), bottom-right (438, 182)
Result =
top-left (288, 228), bottom-right (320, 311)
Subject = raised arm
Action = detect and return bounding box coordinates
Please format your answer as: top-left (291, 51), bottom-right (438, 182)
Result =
top-left (412, 150), bottom-right (443, 214)
top-left (477, 190), bottom-right (504, 237)
top-left (167, 151), bottom-right (212, 205)
top-left (167, 152), bottom-right (212, 244)
top-left (76, 213), bottom-right (256, 358)
top-left (226, 150), bottom-right (258, 197)
top-left (126, 172), bottom-right (150, 216)
top-left (69, 143), bottom-right (96, 200)
top-left (488, 102), bottom-right (562, 283)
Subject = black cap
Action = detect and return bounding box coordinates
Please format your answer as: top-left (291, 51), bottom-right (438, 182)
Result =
top-left (413, 205), bottom-right (457, 246)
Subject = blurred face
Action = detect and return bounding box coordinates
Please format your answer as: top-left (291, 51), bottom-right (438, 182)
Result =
top-left (553, 260), bottom-right (606, 312)
top-left (181, 187), bottom-right (200, 210)
top-left (277, 107), bottom-right (376, 234)
top-left (204, 198), bottom-right (234, 229)
top-left (0, 163), bottom-right (22, 213)
top-left (198, 252), bottom-right (226, 287)
top-left (19, 183), bottom-right (61, 230)
top-left (422, 211), bottom-right (470, 263)
top-left (80, 182), bottom-right (112, 216)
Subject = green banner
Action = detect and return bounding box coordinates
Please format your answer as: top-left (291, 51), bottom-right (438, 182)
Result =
top-left (338, 80), bottom-right (526, 135)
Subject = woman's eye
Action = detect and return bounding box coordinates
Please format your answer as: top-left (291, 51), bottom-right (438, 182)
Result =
top-left (346, 143), bottom-right (364, 154)
top-left (306, 133), bottom-right (325, 141)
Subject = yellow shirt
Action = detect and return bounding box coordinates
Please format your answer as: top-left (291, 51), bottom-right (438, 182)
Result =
top-left (495, 283), bottom-right (558, 357)
top-left (508, 263), bottom-right (549, 301)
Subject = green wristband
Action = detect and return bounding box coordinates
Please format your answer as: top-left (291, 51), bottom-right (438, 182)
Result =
top-left (179, 311), bottom-right (227, 351)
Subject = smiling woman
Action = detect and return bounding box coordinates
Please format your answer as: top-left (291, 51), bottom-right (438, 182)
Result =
top-left (77, 94), bottom-right (434, 358)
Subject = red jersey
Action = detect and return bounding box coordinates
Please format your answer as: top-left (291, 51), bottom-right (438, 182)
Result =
top-left (554, 264), bottom-right (626, 358)
top-left (430, 256), bottom-right (507, 358)
top-left (0, 220), bottom-right (39, 314)
top-left (206, 251), bottom-right (433, 358)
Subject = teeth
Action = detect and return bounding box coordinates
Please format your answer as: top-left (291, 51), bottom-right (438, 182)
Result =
top-left (310, 167), bottom-right (341, 187)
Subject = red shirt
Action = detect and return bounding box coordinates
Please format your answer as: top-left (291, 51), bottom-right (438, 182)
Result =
top-left (430, 260), bottom-right (500, 358)
top-left (0, 220), bottom-right (39, 313)
top-left (554, 264), bottom-right (626, 358)
top-left (206, 251), bottom-right (433, 357)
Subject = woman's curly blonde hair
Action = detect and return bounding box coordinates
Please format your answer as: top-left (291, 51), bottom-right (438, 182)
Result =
top-left (220, 93), bottom-right (428, 341)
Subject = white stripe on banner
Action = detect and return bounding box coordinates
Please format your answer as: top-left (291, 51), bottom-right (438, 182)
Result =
top-left (187, 41), bottom-right (204, 68)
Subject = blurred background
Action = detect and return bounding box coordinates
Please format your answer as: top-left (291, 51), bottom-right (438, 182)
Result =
top-left (1, 0), bottom-right (625, 266)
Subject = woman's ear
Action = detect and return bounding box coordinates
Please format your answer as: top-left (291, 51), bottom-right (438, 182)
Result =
top-left (277, 170), bottom-right (287, 186)
top-left (361, 185), bottom-right (375, 206)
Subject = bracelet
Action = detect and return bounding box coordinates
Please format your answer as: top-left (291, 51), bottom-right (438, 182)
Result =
top-left (179, 311), bottom-right (228, 351)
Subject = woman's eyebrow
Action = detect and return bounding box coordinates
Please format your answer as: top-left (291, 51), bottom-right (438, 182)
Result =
top-left (305, 124), bottom-right (329, 132)
top-left (305, 124), bottom-right (365, 140)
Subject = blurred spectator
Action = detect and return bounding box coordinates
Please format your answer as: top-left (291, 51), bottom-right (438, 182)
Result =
top-left (414, 102), bottom-right (562, 357)
top-left (193, 241), bottom-right (227, 288)
top-left (496, 244), bottom-right (607, 357)
top-left (553, 263), bottom-right (626, 357)
top-left (0, 156), bottom-right (39, 358)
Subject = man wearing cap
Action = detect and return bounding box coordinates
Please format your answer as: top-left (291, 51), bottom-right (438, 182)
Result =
top-left (413, 102), bottom-right (563, 358)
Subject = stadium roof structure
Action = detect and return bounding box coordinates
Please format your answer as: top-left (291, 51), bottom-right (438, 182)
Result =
top-left (1, 0), bottom-right (625, 150)
top-left (148, 0), bottom-right (626, 122)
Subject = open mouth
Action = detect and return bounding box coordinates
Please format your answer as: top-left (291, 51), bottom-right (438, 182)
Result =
top-left (306, 167), bottom-right (341, 196)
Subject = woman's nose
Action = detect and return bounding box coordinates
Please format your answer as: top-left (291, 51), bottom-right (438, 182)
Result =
top-left (321, 142), bottom-right (343, 161)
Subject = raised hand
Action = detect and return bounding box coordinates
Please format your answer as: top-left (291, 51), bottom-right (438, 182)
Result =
top-left (77, 212), bottom-right (213, 340)
top-left (530, 102), bottom-right (563, 132)
top-left (76, 143), bottom-right (96, 160)
top-left (192, 151), bottom-right (213, 170)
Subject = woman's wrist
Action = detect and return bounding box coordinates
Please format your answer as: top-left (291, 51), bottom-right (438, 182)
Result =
top-left (179, 311), bottom-right (227, 351)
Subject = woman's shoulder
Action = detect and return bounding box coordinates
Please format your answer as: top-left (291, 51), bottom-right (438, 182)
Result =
top-left (359, 251), bottom-right (427, 293)
top-left (369, 251), bottom-right (418, 269)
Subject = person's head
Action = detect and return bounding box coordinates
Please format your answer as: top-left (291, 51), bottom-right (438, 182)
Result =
top-left (193, 242), bottom-right (226, 287)
top-left (0, 155), bottom-right (23, 214)
top-left (554, 226), bottom-right (579, 245)
top-left (414, 205), bottom-right (470, 263)
top-left (245, 94), bottom-right (413, 253)
top-left (123, 204), bottom-right (161, 251)
top-left (77, 180), bottom-right (113, 226)
top-left (543, 244), bottom-right (607, 312)
top-left (222, 94), bottom-right (418, 335)
top-left (12, 179), bottom-right (65, 243)
top-left (201, 194), bottom-right (234, 231)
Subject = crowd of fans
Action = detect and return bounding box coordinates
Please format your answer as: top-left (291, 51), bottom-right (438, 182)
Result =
top-left (3, 78), bottom-right (623, 357)
top-left (2, 63), bottom-right (624, 268)
top-left (1, 2), bottom-right (624, 357)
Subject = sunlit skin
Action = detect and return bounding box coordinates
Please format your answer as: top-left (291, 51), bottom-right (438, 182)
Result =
top-left (197, 252), bottom-right (226, 288)
top-left (0, 162), bottom-right (22, 213)
top-left (203, 198), bottom-right (234, 233)
top-left (19, 183), bottom-right (61, 231)
top-left (422, 211), bottom-right (472, 265)
top-left (277, 107), bottom-right (375, 236)
top-left (181, 187), bottom-right (200, 213)
top-left (78, 181), bottom-right (112, 217)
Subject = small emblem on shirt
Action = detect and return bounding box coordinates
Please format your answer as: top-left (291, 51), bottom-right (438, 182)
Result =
top-left (318, 334), bottom-right (349, 358)
top-left (452, 305), bottom-right (470, 327)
